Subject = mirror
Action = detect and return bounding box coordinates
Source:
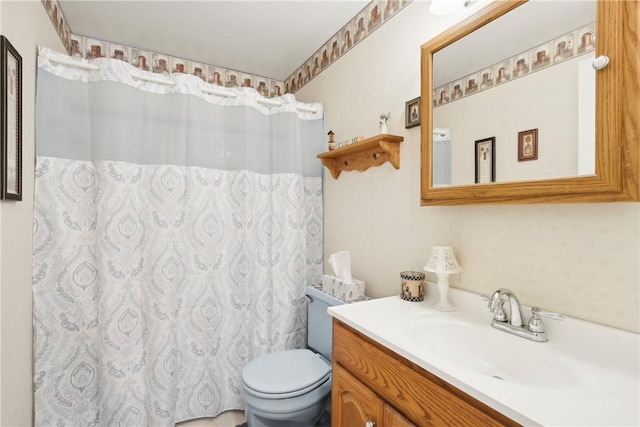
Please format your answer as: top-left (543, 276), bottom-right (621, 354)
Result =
top-left (433, 1), bottom-right (596, 185)
top-left (420, 0), bottom-right (639, 205)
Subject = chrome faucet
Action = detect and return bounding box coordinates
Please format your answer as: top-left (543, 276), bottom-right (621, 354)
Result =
top-left (488, 288), bottom-right (525, 327)
top-left (486, 288), bottom-right (563, 342)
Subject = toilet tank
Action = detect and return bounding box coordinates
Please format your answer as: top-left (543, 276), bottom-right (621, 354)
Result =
top-left (306, 286), bottom-right (345, 361)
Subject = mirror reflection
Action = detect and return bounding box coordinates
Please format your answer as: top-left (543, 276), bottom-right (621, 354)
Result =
top-left (431, 1), bottom-right (596, 186)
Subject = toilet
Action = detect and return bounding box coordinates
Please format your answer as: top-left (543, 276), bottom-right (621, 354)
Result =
top-left (241, 286), bottom-right (344, 427)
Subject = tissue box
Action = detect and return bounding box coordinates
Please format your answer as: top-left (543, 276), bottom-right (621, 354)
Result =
top-left (322, 274), bottom-right (365, 302)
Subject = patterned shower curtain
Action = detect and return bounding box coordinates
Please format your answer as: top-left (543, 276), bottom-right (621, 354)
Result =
top-left (32, 47), bottom-right (324, 426)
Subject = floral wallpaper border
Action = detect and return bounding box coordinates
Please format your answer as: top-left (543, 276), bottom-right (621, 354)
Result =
top-left (433, 22), bottom-right (596, 108)
top-left (41, 0), bottom-right (410, 97)
top-left (40, 0), bottom-right (283, 97)
top-left (284, 0), bottom-right (412, 93)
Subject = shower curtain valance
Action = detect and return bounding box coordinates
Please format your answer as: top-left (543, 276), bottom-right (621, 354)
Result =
top-left (38, 47), bottom-right (321, 118)
top-left (36, 47), bottom-right (324, 176)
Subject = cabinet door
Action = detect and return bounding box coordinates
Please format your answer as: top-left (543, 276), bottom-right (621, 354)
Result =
top-left (384, 404), bottom-right (416, 427)
top-left (332, 363), bottom-right (384, 427)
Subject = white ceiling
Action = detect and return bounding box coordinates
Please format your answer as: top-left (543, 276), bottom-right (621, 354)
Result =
top-left (58, 0), bottom-right (371, 82)
top-left (58, 1), bottom-right (597, 86)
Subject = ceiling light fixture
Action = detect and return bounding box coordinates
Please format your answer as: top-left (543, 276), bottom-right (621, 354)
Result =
top-left (430, 0), bottom-right (474, 16)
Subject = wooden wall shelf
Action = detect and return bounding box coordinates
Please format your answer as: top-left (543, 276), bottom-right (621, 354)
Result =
top-left (317, 134), bottom-right (404, 179)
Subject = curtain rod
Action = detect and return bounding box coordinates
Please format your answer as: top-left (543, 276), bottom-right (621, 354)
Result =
top-left (42, 54), bottom-right (318, 114)
top-left (49, 56), bottom-right (100, 71)
top-left (200, 86), bottom-right (237, 98)
top-left (200, 86), bottom-right (317, 113)
top-left (131, 73), bottom-right (176, 86)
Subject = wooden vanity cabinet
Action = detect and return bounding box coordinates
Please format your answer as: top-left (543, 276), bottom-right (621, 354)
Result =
top-left (333, 363), bottom-right (414, 427)
top-left (331, 320), bottom-right (521, 427)
top-left (384, 403), bottom-right (416, 427)
top-left (333, 363), bottom-right (385, 426)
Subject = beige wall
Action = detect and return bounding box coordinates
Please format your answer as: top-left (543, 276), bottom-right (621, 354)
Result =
top-left (296, 1), bottom-right (640, 333)
top-left (0, 2), bottom-right (65, 425)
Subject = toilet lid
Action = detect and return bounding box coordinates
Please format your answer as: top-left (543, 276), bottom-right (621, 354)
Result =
top-left (242, 349), bottom-right (331, 395)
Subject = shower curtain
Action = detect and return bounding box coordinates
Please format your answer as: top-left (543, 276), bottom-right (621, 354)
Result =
top-left (432, 128), bottom-right (452, 186)
top-left (32, 47), bottom-right (324, 426)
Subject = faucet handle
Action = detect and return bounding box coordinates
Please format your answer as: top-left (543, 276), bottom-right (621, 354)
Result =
top-left (531, 307), bottom-right (564, 321)
top-left (483, 290), bottom-right (502, 311)
top-left (479, 294), bottom-right (490, 307)
top-left (528, 307), bottom-right (563, 333)
top-left (493, 299), bottom-right (508, 322)
top-left (481, 294), bottom-right (508, 321)
top-left (480, 294), bottom-right (494, 311)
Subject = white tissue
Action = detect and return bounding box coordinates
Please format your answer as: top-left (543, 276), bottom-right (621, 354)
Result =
top-left (328, 251), bottom-right (353, 283)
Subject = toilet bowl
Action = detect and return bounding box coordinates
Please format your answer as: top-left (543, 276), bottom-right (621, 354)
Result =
top-left (241, 286), bottom-right (344, 427)
top-left (242, 349), bottom-right (332, 427)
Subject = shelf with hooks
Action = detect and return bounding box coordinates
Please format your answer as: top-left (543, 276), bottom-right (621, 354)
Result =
top-left (316, 134), bottom-right (404, 179)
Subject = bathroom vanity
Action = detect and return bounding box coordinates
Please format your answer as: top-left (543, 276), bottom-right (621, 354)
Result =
top-left (331, 320), bottom-right (517, 426)
top-left (328, 283), bottom-right (640, 426)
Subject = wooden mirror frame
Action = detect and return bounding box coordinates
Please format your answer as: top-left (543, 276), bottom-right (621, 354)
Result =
top-left (420, 0), bottom-right (638, 206)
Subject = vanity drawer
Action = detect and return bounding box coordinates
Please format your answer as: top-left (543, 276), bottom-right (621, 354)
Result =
top-left (333, 320), bottom-right (519, 427)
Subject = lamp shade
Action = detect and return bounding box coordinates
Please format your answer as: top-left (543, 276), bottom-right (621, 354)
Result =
top-left (423, 246), bottom-right (461, 274)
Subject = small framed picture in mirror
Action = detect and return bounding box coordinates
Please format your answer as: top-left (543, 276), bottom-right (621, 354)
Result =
top-left (518, 128), bottom-right (538, 161)
top-left (475, 137), bottom-right (495, 184)
top-left (405, 97), bottom-right (420, 128)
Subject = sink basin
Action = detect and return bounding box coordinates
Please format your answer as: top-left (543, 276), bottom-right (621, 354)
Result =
top-left (329, 284), bottom-right (639, 426)
top-left (402, 312), bottom-right (620, 395)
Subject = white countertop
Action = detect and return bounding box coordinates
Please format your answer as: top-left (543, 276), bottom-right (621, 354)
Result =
top-left (328, 283), bottom-right (640, 426)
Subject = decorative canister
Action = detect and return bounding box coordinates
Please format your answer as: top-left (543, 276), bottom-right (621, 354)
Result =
top-left (400, 271), bottom-right (425, 302)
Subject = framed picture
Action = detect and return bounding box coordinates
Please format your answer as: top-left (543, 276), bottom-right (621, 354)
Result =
top-left (1, 36), bottom-right (22, 201)
top-left (518, 128), bottom-right (538, 161)
top-left (475, 137), bottom-right (495, 184)
top-left (405, 96), bottom-right (420, 128)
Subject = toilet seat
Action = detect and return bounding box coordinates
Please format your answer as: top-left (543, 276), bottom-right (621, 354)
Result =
top-left (242, 349), bottom-right (331, 400)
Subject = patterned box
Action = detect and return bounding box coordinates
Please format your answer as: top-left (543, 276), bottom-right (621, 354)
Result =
top-left (321, 274), bottom-right (365, 302)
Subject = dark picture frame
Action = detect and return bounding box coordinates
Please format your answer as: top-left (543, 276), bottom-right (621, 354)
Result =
top-left (518, 128), bottom-right (538, 161)
top-left (405, 96), bottom-right (420, 128)
top-left (1, 36), bottom-right (22, 201)
top-left (475, 137), bottom-right (495, 184)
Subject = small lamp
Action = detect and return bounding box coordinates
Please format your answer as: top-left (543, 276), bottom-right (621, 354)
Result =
top-left (423, 246), bottom-right (461, 311)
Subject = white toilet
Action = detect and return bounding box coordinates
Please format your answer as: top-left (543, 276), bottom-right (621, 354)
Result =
top-left (241, 286), bottom-right (344, 427)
